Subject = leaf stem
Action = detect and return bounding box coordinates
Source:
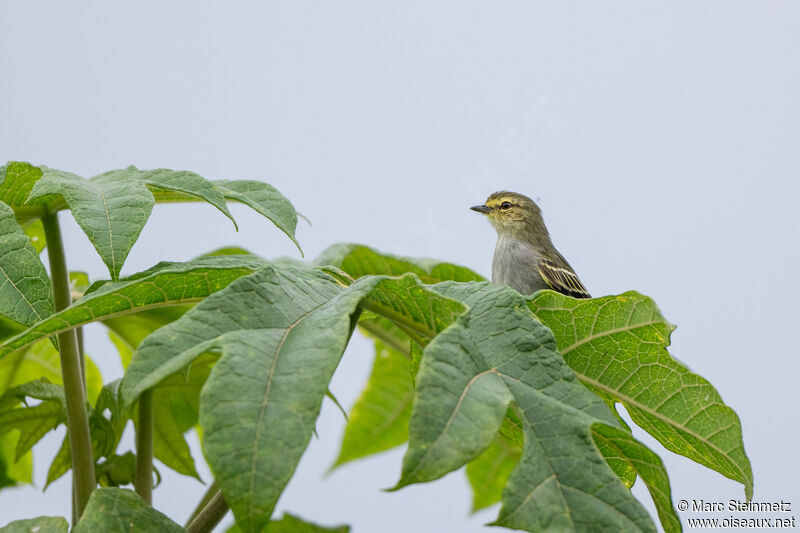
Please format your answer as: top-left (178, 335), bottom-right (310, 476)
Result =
top-left (135, 389), bottom-right (154, 504)
top-left (185, 489), bottom-right (229, 533)
top-left (41, 212), bottom-right (96, 518)
top-left (185, 480), bottom-right (220, 526)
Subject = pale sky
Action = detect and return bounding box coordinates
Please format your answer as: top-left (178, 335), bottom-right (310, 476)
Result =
top-left (1, 2), bottom-right (799, 531)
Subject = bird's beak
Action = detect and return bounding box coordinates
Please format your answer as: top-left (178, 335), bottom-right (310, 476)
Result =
top-left (470, 204), bottom-right (491, 214)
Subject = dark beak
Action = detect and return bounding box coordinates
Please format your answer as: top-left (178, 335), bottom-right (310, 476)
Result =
top-left (470, 204), bottom-right (491, 214)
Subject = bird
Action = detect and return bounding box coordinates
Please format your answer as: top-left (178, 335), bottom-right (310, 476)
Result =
top-left (471, 191), bottom-right (590, 298)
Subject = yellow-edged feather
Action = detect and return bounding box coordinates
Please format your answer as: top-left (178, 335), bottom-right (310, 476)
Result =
top-left (537, 259), bottom-right (591, 299)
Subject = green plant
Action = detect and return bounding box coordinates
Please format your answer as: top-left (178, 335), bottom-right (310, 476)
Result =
top-left (0, 162), bottom-right (751, 533)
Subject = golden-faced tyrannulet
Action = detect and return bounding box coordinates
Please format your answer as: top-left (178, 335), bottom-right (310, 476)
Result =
top-left (471, 191), bottom-right (590, 298)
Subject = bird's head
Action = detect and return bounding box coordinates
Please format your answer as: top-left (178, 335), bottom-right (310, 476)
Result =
top-left (471, 191), bottom-right (544, 239)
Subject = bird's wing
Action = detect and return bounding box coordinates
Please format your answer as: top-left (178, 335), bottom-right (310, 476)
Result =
top-left (537, 259), bottom-right (591, 298)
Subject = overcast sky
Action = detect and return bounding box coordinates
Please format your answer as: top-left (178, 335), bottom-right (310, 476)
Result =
top-left (2, 2), bottom-right (798, 531)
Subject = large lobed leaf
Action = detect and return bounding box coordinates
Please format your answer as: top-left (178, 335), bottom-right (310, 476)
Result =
top-left (29, 165), bottom-right (238, 280)
top-left (324, 245), bottom-right (748, 526)
top-left (529, 290), bottom-right (753, 499)
top-left (396, 281), bottom-right (656, 532)
top-left (121, 267), bottom-right (465, 533)
top-left (1, 161), bottom-right (302, 280)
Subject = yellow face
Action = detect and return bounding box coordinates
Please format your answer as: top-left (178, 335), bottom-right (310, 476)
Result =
top-left (471, 191), bottom-right (539, 234)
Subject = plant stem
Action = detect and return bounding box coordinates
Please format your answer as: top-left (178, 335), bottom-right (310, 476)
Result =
top-left (185, 480), bottom-right (220, 526)
top-left (76, 326), bottom-right (86, 395)
top-left (41, 212), bottom-right (96, 518)
top-left (72, 326), bottom-right (86, 526)
top-left (135, 389), bottom-right (154, 504)
top-left (185, 489), bottom-right (229, 533)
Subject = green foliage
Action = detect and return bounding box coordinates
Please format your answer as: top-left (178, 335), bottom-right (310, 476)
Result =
top-left (0, 163), bottom-right (752, 533)
top-left (592, 424), bottom-right (681, 533)
top-left (0, 162), bottom-right (300, 280)
top-left (394, 281), bottom-right (655, 531)
top-left (0, 162), bottom-right (49, 212)
top-left (72, 488), bottom-right (184, 532)
top-left (0, 380), bottom-right (66, 462)
top-left (529, 290), bottom-right (753, 498)
top-left (96, 452), bottom-right (138, 488)
top-left (27, 167), bottom-right (261, 279)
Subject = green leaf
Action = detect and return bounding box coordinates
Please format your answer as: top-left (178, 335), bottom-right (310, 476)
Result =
top-left (212, 180), bottom-right (302, 256)
top-left (227, 512), bottom-right (350, 533)
top-left (96, 452), bottom-right (137, 488)
top-left (28, 166), bottom-right (238, 279)
top-left (0, 340), bottom-right (62, 394)
top-left (0, 432), bottom-right (32, 489)
top-left (122, 267), bottom-right (464, 533)
top-left (0, 516), bottom-right (68, 533)
top-left (332, 340), bottom-right (413, 468)
top-left (69, 271), bottom-right (91, 294)
top-left (72, 488), bottom-right (184, 533)
top-left (0, 401), bottom-right (64, 460)
top-left (152, 180), bottom-right (302, 256)
top-left (528, 290), bottom-right (753, 498)
top-left (21, 219), bottom-right (46, 254)
top-left (45, 437), bottom-right (70, 488)
top-left (0, 256), bottom-right (268, 360)
top-left (592, 424), bottom-right (681, 533)
top-left (122, 266), bottom-right (350, 532)
top-left (0, 378), bottom-right (69, 462)
top-left (397, 282), bottom-right (655, 533)
top-left (201, 246), bottom-right (253, 257)
top-left (316, 243), bottom-right (485, 283)
top-left (0, 162), bottom-right (48, 213)
top-left (0, 202), bottom-right (53, 328)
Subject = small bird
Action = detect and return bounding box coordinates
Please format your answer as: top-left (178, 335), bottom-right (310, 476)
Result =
top-left (471, 191), bottom-right (590, 298)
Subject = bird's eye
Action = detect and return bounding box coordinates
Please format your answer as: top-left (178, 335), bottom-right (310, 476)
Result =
top-left (500, 202), bottom-right (512, 210)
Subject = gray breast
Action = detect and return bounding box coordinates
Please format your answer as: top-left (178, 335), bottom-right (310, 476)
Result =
top-left (491, 235), bottom-right (549, 295)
